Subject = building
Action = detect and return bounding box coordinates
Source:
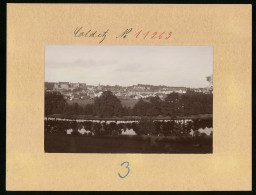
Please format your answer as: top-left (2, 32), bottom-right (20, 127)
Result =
top-left (97, 83), bottom-right (102, 90)
top-left (70, 83), bottom-right (79, 89)
top-left (79, 83), bottom-right (87, 89)
top-left (52, 82), bottom-right (85, 91)
top-left (53, 82), bottom-right (69, 90)
top-left (45, 82), bottom-right (55, 90)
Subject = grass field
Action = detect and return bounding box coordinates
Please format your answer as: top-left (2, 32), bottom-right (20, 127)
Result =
top-left (67, 98), bottom-right (139, 108)
top-left (45, 133), bottom-right (212, 153)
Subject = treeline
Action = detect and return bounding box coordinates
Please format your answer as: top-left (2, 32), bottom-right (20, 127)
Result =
top-left (45, 118), bottom-right (213, 136)
top-left (45, 90), bottom-right (212, 117)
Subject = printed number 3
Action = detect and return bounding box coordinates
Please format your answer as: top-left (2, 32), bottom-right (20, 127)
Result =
top-left (118, 161), bottom-right (130, 178)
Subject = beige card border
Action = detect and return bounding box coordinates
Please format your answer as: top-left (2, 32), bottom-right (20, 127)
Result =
top-left (6, 4), bottom-right (252, 191)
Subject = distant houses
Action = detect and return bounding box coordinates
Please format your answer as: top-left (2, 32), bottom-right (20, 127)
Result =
top-left (52, 82), bottom-right (87, 91)
top-left (45, 82), bottom-right (55, 90)
top-left (45, 81), bottom-right (212, 101)
top-left (54, 82), bottom-right (69, 90)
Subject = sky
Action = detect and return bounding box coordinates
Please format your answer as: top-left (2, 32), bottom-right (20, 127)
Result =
top-left (45, 45), bottom-right (213, 88)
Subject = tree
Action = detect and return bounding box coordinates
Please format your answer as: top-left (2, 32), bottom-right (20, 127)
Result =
top-left (164, 92), bottom-right (181, 116)
top-left (132, 99), bottom-right (154, 116)
top-left (149, 96), bottom-right (162, 116)
top-left (93, 122), bottom-right (103, 135)
top-left (45, 91), bottom-right (66, 115)
top-left (190, 102), bottom-right (203, 115)
top-left (137, 117), bottom-right (156, 135)
top-left (63, 104), bottom-right (73, 115)
top-left (94, 91), bottom-right (123, 117)
top-left (122, 106), bottom-right (132, 116)
top-left (181, 93), bottom-right (213, 115)
top-left (84, 104), bottom-right (95, 115)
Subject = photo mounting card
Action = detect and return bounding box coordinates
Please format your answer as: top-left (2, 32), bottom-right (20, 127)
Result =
top-left (6, 4), bottom-right (252, 191)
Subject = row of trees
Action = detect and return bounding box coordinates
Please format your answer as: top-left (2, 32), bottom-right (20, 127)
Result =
top-left (45, 90), bottom-right (213, 117)
top-left (45, 118), bottom-right (213, 136)
top-left (133, 92), bottom-right (213, 116)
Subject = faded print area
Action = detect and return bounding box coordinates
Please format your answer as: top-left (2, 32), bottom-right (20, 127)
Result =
top-left (45, 45), bottom-right (213, 153)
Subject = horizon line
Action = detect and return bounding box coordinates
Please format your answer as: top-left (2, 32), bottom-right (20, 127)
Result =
top-left (45, 81), bottom-right (210, 88)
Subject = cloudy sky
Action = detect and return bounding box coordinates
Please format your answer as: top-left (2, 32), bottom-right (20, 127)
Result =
top-left (45, 45), bottom-right (213, 88)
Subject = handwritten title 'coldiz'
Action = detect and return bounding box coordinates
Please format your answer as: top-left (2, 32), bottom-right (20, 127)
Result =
top-left (74, 27), bottom-right (172, 43)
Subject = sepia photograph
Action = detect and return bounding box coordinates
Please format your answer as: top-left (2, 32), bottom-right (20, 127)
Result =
top-left (44, 45), bottom-right (213, 153)
top-left (6, 2), bottom-right (252, 191)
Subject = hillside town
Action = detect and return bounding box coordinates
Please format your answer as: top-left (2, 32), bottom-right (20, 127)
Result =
top-left (45, 75), bottom-right (213, 101)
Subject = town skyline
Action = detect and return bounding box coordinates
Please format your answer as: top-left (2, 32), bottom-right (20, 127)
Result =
top-left (45, 45), bottom-right (213, 88)
top-left (44, 81), bottom-right (211, 88)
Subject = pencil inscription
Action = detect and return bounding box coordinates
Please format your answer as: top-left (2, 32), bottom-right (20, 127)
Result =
top-left (74, 26), bottom-right (109, 44)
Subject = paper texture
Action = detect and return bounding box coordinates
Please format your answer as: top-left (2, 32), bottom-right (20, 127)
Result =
top-left (6, 4), bottom-right (251, 191)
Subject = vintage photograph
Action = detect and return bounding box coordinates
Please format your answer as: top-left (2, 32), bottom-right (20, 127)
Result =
top-left (44, 45), bottom-right (213, 153)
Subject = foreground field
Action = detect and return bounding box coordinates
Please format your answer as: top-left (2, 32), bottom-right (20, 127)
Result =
top-left (45, 133), bottom-right (212, 153)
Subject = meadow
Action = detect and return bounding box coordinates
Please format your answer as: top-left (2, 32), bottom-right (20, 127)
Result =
top-left (44, 133), bottom-right (212, 153)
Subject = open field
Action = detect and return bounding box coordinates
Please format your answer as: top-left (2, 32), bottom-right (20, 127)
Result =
top-left (45, 133), bottom-right (212, 153)
top-left (67, 98), bottom-right (139, 108)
